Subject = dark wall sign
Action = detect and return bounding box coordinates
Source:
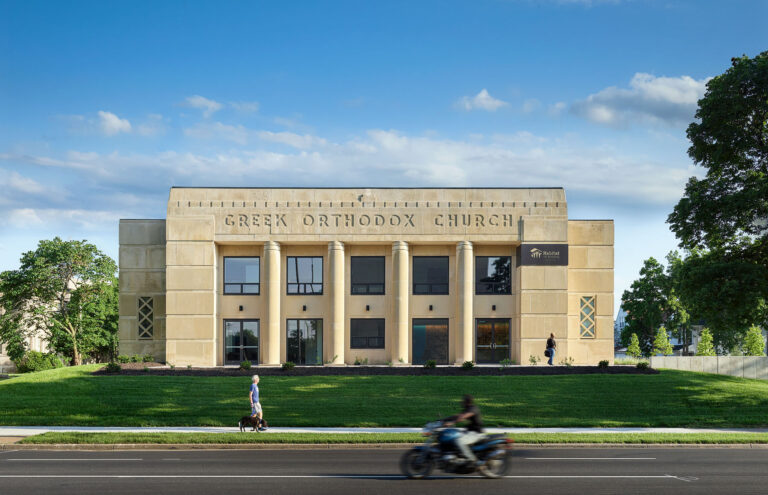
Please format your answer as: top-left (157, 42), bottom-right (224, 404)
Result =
top-left (517, 244), bottom-right (568, 266)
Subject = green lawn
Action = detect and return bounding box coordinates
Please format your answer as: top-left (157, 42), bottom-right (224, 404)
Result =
top-left (20, 432), bottom-right (768, 445)
top-left (2, 365), bottom-right (768, 427)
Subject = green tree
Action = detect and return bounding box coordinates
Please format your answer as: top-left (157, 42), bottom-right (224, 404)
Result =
top-left (652, 326), bottom-right (674, 356)
top-left (696, 328), bottom-right (717, 356)
top-left (744, 325), bottom-right (766, 356)
top-left (668, 51), bottom-right (768, 257)
top-left (667, 51), bottom-right (768, 343)
top-left (0, 238), bottom-right (118, 365)
top-left (669, 249), bottom-right (767, 352)
top-left (621, 257), bottom-right (670, 355)
top-left (626, 333), bottom-right (642, 359)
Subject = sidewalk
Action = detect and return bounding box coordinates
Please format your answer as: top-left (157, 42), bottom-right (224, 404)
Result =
top-left (3, 426), bottom-right (768, 437)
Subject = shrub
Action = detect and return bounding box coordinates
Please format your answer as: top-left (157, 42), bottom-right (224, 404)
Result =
top-left (744, 325), bottom-right (765, 356)
top-left (598, 360), bottom-right (609, 369)
top-left (559, 356), bottom-right (575, 367)
top-left (528, 354), bottom-right (540, 366)
top-left (117, 355), bottom-right (131, 364)
top-left (461, 360), bottom-right (474, 370)
top-left (386, 360), bottom-right (393, 367)
top-left (187, 364), bottom-right (192, 370)
top-left (499, 358), bottom-right (513, 369)
top-left (169, 364), bottom-right (176, 370)
top-left (142, 354), bottom-right (155, 363)
top-left (14, 351), bottom-right (64, 373)
top-left (143, 366), bottom-right (150, 372)
top-left (282, 361), bottom-right (295, 371)
top-left (424, 359), bottom-right (436, 369)
top-left (353, 356), bottom-right (368, 365)
top-left (696, 327), bottom-right (716, 356)
top-left (636, 361), bottom-right (649, 370)
top-left (130, 354), bottom-right (142, 363)
top-left (652, 326), bottom-right (674, 356)
top-left (323, 355), bottom-right (339, 365)
top-left (104, 362), bottom-right (122, 373)
top-left (239, 360), bottom-right (252, 370)
top-left (627, 333), bottom-right (642, 359)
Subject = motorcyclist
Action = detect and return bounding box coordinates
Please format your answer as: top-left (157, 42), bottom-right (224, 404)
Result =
top-left (443, 394), bottom-right (485, 465)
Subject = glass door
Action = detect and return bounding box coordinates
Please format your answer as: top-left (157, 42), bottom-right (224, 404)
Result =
top-left (224, 320), bottom-right (260, 365)
top-left (475, 319), bottom-right (510, 363)
top-left (286, 319), bottom-right (323, 365)
top-left (412, 319), bottom-right (449, 365)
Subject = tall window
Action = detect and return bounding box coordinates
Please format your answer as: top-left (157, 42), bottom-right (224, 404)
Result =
top-left (413, 256), bottom-right (449, 295)
top-left (350, 319), bottom-right (385, 349)
top-left (287, 256), bottom-right (323, 295)
top-left (137, 296), bottom-right (153, 339)
top-left (351, 256), bottom-right (385, 295)
top-left (580, 296), bottom-right (596, 338)
top-left (224, 257), bottom-right (260, 294)
top-left (475, 256), bottom-right (511, 294)
top-left (286, 319), bottom-right (323, 365)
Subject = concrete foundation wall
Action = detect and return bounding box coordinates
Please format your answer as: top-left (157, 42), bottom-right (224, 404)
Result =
top-left (650, 356), bottom-right (768, 380)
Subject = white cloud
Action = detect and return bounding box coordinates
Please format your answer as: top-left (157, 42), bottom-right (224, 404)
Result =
top-left (230, 101), bottom-right (260, 113)
top-left (457, 89), bottom-right (508, 112)
top-left (4, 208), bottom-right (125, 230)
top-left (521, 99), bottom-right (541, 114)
top-left (255, 131), bottom-right (327, 149)
top-left (0, 170), bottom-right (47, 195)
top-left (571, 73), bottom-right (710, 127)
top-left (548, 101), bottom-right (567, 116)
top-left (5, 129), bottom-right (694, 206)
top-left (184, 122), bottom-right (250, 145)
top-left (185, 95), bottom-right (223, 118)
top-left (97, 111), bottom-right (132, 136)
top-left (136, 114), bottom-right (167, 137)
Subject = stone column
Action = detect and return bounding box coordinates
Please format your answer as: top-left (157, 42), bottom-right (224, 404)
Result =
top-left (263, 241), bottom-right (281, 365)
top-left (392, 241), bottom-right (410, 364)
top-left (328, 241), bottom-right (345, 365)
top-left (456, 241), bottom-right (474, 364)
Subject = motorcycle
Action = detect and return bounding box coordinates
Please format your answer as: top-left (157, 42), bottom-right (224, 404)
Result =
top-left (400, 420), bottom-right (512, 479)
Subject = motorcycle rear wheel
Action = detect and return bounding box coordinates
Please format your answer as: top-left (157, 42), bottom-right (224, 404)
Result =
top-left (400, 449), bottom-right (434, 479)
top-left (478, 452), bottom-right (509, 479)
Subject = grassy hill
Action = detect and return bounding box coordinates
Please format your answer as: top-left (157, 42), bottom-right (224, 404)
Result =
top-left (1, 365), bottom-right (767, 427)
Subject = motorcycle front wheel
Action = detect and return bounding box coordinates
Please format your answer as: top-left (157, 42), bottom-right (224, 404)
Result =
top-left (478, 451), bottom-right (509, 479)
top-left (400, 448), bottom-right (434, 479)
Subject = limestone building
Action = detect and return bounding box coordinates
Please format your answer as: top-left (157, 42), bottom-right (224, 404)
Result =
top-left (119, 187), bottom-right (614, 366)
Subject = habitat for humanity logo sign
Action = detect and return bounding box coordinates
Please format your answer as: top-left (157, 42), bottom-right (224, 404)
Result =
top-left (518, 244), bottom-right (568, 266)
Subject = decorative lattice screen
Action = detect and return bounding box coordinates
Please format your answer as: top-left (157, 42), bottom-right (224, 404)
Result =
top-left (137, 296), bottom-right (154, 339)
top-left (579, 296), bottom-right (595, 338)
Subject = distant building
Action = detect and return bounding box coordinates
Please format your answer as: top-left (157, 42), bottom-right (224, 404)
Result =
top-left (614, 306), bottom-right (627, 347)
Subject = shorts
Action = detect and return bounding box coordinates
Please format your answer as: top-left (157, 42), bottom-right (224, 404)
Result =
top-left (251, 402), bottom-right (262, 415)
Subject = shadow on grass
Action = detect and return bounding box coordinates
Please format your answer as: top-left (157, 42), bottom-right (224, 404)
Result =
top-left (1, 367), bottom-right (767, 427)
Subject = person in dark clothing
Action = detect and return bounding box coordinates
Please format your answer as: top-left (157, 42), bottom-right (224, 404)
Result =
top-left (546, 333), bottom-right (556, 365)
top-left (444, 394), bottom-right (484, 463)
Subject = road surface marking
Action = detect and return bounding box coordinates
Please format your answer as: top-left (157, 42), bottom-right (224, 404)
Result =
top-left (526, 457), bottom-right (656, 460)
top-left (7, 458), bottom-right (143, 462)
top-left (0, 474), bottom-right (687, 480)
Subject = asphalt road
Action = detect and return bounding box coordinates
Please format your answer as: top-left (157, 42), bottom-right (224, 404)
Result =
top-left (0, 447), bottom-right (766, 495)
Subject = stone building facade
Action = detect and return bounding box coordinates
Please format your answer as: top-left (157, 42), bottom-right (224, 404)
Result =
top-left (119, 187), bottom-right (614, 366)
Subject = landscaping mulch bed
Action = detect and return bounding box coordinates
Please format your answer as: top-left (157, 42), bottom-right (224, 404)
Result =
top-left (94, 364), bottom-right (658, 377)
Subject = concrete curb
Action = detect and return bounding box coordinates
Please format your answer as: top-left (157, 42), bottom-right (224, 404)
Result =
top-left (5, 443), bottom-right (768, 450)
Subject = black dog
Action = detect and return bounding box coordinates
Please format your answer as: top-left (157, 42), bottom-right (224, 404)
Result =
top-left (238, 415), bottom-right (268, 432)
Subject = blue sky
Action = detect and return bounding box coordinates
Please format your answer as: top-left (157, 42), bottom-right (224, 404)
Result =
top-left (1, 0), bottom-right (766, 311)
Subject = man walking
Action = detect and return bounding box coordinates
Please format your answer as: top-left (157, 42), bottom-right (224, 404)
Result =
top-left (546, 333), bottom-right (556, 366)
top-left (249, 374), bottom-right (264, 430)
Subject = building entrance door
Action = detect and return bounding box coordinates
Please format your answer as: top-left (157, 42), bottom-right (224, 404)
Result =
top-left (286, 319), bottom-right (323, 365)
top-left (475, 319), bottom-right (510, 363)
top-left (412, 319), bottom-right (449, 365)
top-left (224, 320), bottom-right (260, 365)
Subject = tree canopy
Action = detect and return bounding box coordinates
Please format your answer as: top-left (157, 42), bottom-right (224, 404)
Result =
top-left (668, 51), bottom-right (768, 258)
top-left (0, 238), bottom-right (118, 365)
